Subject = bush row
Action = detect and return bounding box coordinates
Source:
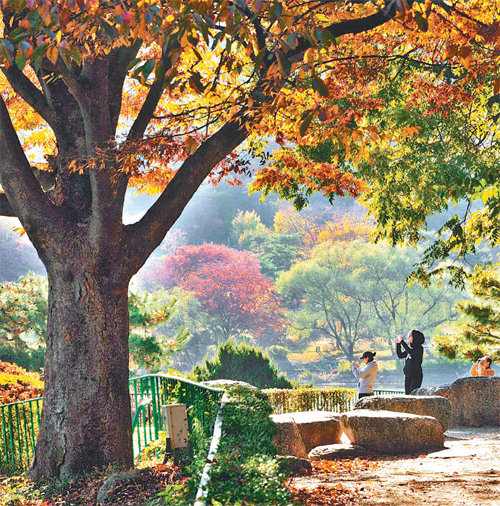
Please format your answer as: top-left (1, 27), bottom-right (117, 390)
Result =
top-left (264, 386), bottom-right (357, 414)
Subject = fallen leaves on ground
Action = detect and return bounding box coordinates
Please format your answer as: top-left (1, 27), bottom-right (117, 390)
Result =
top-left (288, 458), bottom-right (381, 505)
top-left (290, 483), bottom-right (366, 506)
top-left (312, 458), bottom-right (381, 475)
top-left (0, 461), bottom-right (187, 506)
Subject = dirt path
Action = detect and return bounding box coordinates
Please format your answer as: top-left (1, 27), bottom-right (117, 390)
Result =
top-left (291, 427), bottom-right (500, 505)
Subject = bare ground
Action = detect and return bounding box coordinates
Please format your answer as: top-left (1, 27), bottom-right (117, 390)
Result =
top-left (290, 427), bottom-right (500, 505)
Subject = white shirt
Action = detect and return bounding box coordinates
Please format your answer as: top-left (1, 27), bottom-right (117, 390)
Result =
top-left (351, 361), bottom-right (378, 393)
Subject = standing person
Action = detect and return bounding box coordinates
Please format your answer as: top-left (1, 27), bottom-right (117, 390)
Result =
top-left (470, 356), bottom-right (495, 376)
top-left (351, 351), bottom-right (378, 399)
top-left (396, 330), bottom-right (425, 394)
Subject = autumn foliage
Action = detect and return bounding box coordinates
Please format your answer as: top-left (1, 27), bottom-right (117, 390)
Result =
top-left (0, 0), bottom-right (497, 200)
top-left (0, 361), bottom-right (43, 405)
top-left (143, 244), bottom-right (285, 339)
top-left (0, 0), bottom-right (498, 481)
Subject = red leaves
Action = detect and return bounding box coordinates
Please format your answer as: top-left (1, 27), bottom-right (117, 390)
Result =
top-left (143, 244), bottom-right (286, 337)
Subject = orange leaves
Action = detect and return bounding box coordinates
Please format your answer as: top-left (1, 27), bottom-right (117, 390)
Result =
top-left (0, 361), bottom-right (44, 405)
top-left (250, 148), bottom-right (366, 206)
top-left (304, 48), bottom-right (316, 67)
top-left (45, 45), bottom-right (58, 64)
top-left (0, 0), bottom-right (497, 213)
top-left (290, 483), bottom-right (361, 506)
top-left (312, 458), bottom-right (380, 475)
top-left (399, 126), bottom-right (422, 142)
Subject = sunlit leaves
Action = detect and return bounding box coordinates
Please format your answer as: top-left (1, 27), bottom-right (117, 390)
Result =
top-left (432, 265), bottom-right (500, 361)
top-left (0, 0), bottom-right (498, 223)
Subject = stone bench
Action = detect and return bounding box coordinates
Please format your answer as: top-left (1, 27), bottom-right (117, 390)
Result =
top-left (271, 411), bottom-right (341, 457)
top-left (340, 409), bottom-right (444, 453)
top-left (354, 395), bottom-right (452, 431)
top-left (414, 377), bottom-right (500, 427)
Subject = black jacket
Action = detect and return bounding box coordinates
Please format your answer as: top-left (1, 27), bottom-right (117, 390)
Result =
top-left (396, 340), bottom-right (423, 377)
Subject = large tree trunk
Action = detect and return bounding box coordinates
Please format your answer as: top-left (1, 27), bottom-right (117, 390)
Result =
top-left (28, 263), bottom-right (133, 481)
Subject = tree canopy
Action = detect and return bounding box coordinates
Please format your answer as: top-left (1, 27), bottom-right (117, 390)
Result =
top-left (433, 265), bottom-right (500, 361)
top-left (0, 274), bottom-right (187, 372)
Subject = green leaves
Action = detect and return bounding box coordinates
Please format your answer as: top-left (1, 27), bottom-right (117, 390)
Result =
top-left (313, 76), bottom-right (329, 97)
top-left (432, 265), bottom-right (500, 362)
top-left (414, 12), bottom-right (429, 32)
top-left (299, 110), bottom-right (315, 136)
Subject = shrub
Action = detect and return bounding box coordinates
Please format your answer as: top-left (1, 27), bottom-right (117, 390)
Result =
top-left (201, 386), bottom-right (292, 504)
top-left (264, 386), bottom-right (357, 414)
top-left (193, 339), bottom-right (293, 389)
top-left (0, 362), bottom-right (44, 474)
top-left (0, 345), bottom-right (45, 372)
top-left (0, 361), bottom-right (44, 405)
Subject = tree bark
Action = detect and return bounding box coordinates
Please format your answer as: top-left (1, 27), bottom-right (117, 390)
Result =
top-left (28, 256), bottom-right (133, 480)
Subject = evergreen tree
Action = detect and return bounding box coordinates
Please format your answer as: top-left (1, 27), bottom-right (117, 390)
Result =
top-left (193, 339), bottom-right (293, 389)
top-left (433, 266), bottom-right (500, 361)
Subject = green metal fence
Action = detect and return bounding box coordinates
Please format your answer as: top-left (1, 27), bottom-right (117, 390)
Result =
top-left (130, 374), bottom-right (224, 458)
top-left (0, 374), bottom-right (223, 476)
top-left (0, 397), bottom-right (43, 475)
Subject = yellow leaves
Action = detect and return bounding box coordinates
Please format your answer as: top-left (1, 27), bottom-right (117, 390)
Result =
top-left (46, 46), bottom-right (58, 65)
top-left (185, 136), bottom-right (198, 155)
top-left (11, 225), bottom-right (26, 236)
top-left (281, 6), bottom-right (294, 29)
top-left (304, 48), bottom-right (316, 66)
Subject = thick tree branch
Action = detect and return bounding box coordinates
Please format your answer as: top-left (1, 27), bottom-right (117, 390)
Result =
top-left (127, 52), bottom-right (170, 142)
top-left (289, 0), bottom-right (397, 61)
top-left (108, 42), bottom-right (141, 134)
top-left (0, 192), bottom-right (15, 216)
top-left (122, 1), bottom-right (400, 277)
top-left (233, 1), bottom-right (267, 51)
top-left (123, 110), bottom-right (249, 276)
top-left (1, 66), bottom-right (55, 127)
top-left (0, 95), bottom-right (65, 236)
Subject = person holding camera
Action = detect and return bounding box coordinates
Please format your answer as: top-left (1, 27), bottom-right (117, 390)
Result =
top-left (395, 330), bottom-right (425, 394)
top-left (351, 351), bottom-right (378, 399)
top-left (470, 356), bottom-right (495, 377)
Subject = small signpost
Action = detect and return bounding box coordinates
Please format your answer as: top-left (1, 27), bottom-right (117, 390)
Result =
top-left (161, 404), bottom-right (189, 449)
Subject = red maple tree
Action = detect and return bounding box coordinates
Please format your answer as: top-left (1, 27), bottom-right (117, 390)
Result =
top-left (144, 244), bottom-right (285, 340)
